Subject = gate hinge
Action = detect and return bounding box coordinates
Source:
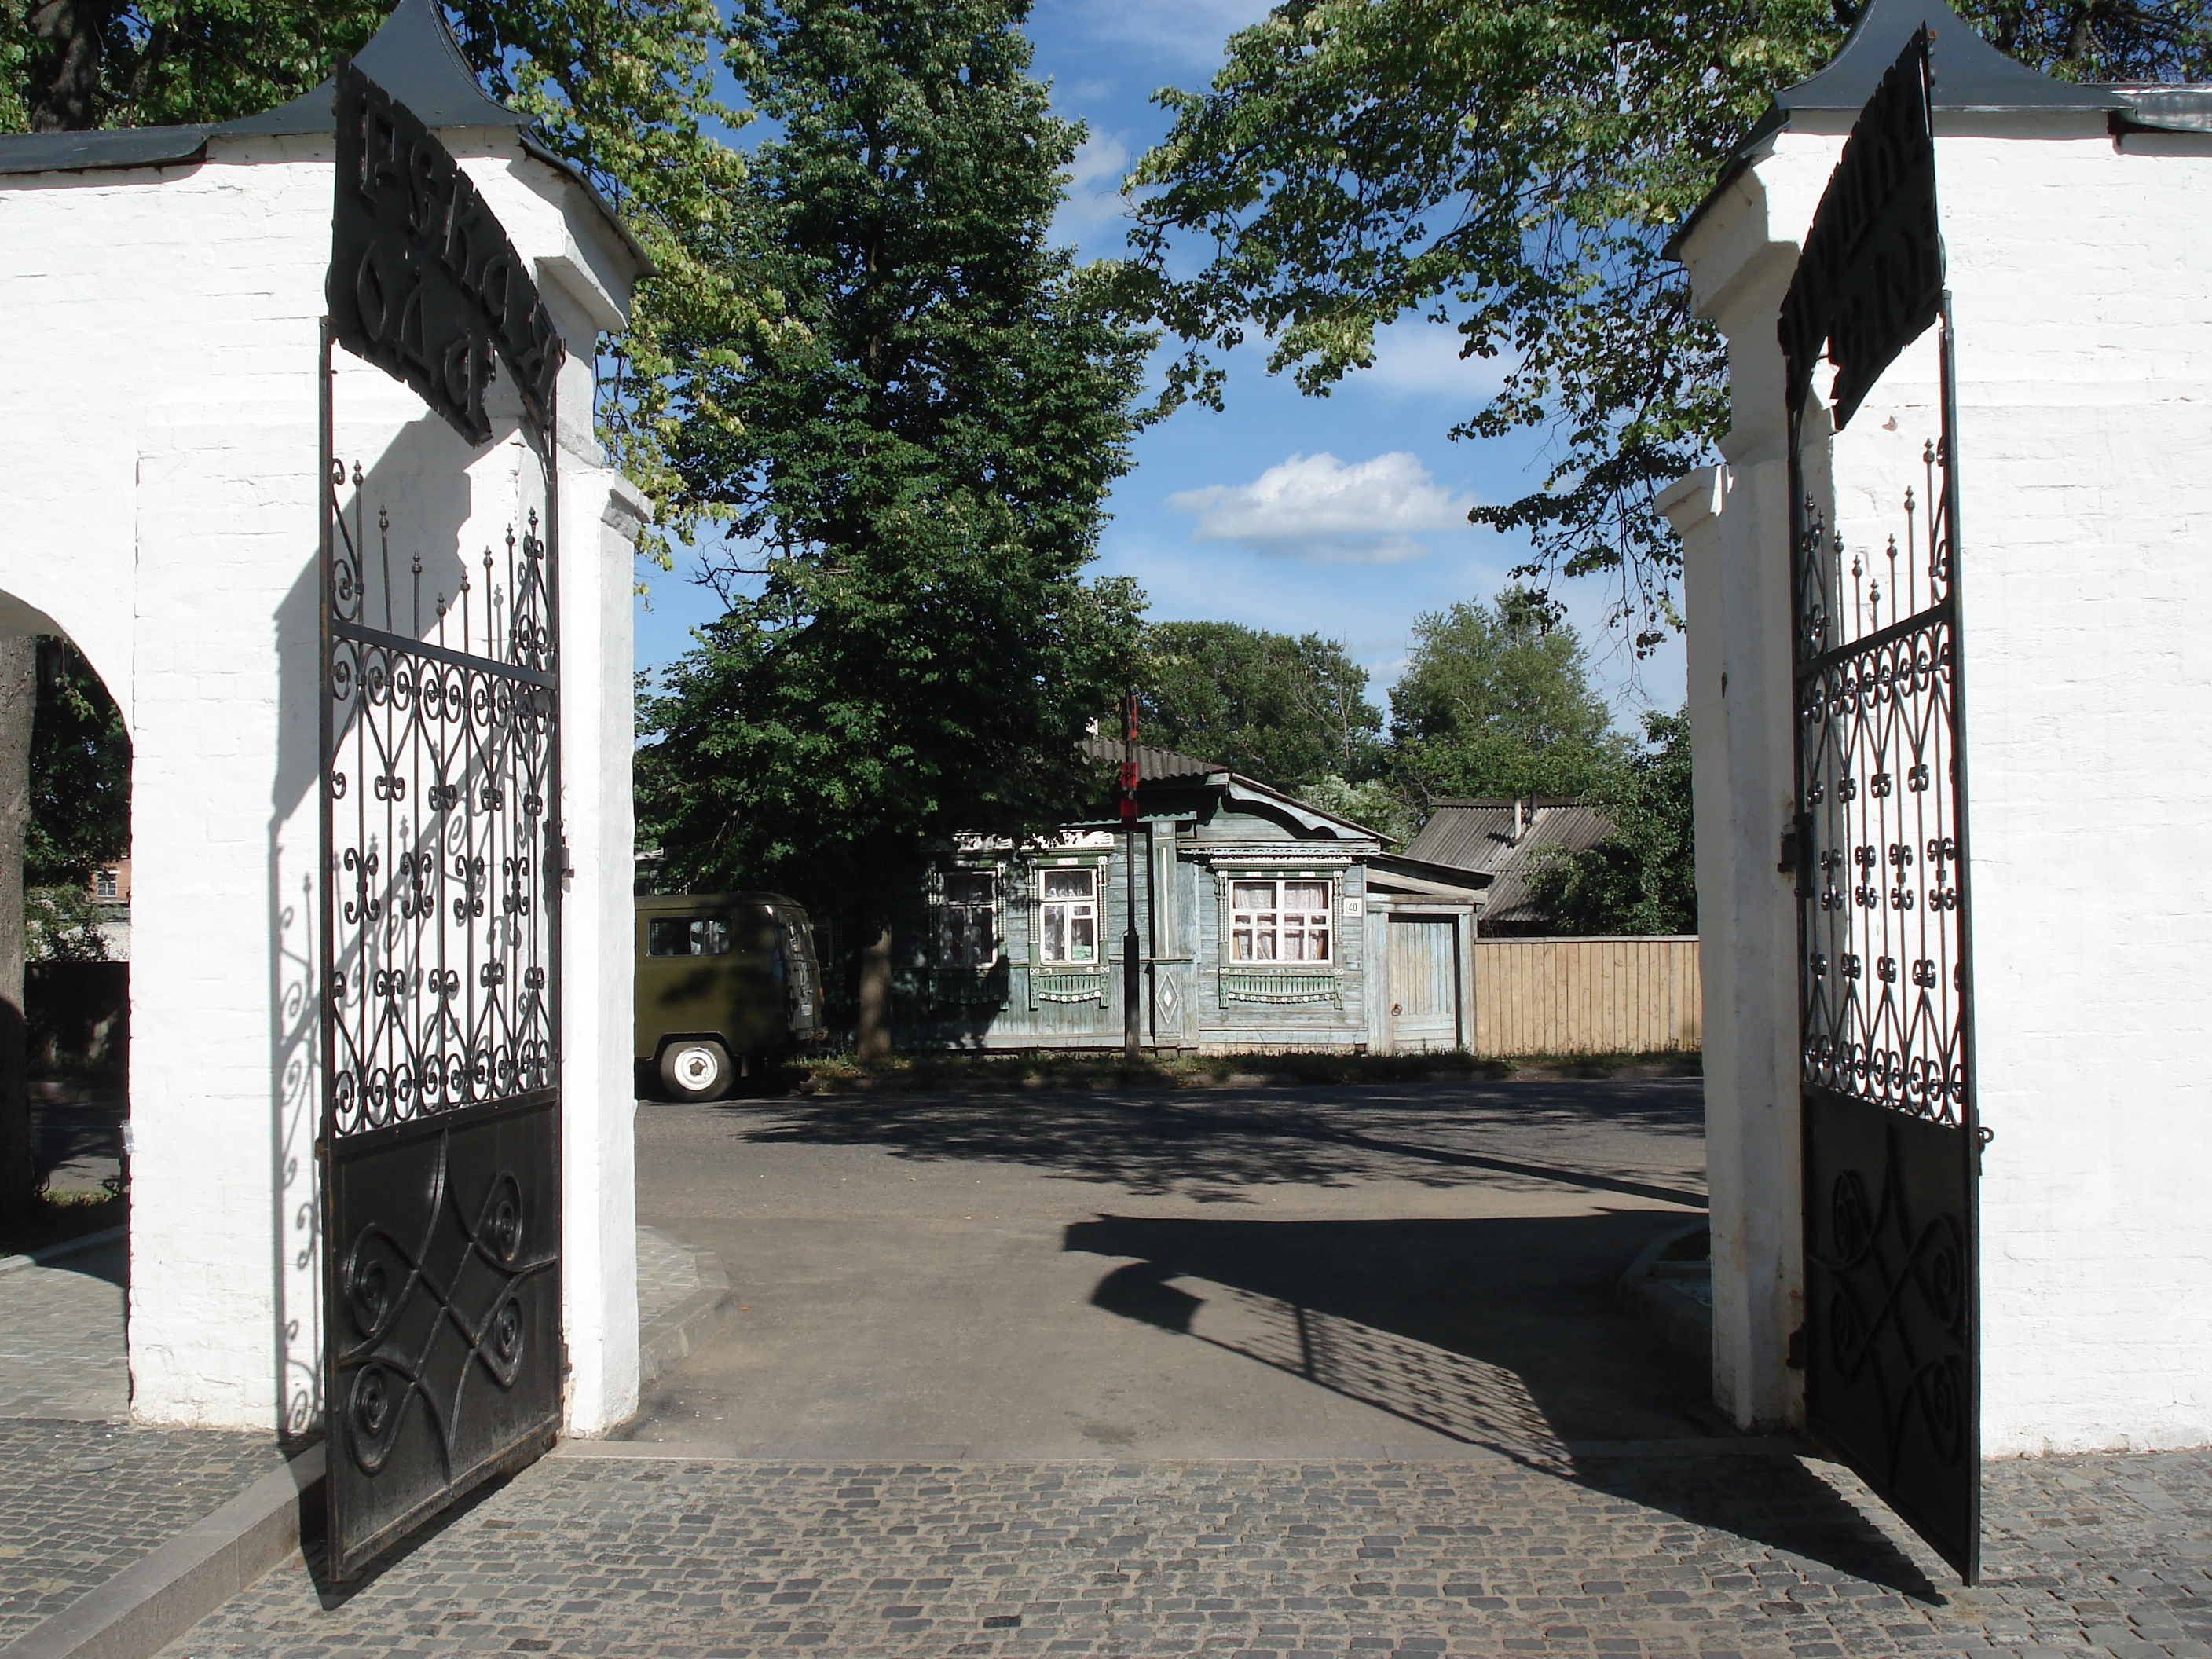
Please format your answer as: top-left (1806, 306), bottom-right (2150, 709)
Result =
top-left (545, 822), bottom-right (573, 884)
top-left (1778, 811), bottom-right (1814, 897)
top-left (1786, 1327), bottom-right (1807, 1371)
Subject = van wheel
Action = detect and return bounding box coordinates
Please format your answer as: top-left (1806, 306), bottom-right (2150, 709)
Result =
top-left (659, 1039), bottom-right (734, 1102)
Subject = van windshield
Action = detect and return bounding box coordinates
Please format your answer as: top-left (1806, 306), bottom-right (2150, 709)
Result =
top-left (646, 917), bottom-right (733, 958)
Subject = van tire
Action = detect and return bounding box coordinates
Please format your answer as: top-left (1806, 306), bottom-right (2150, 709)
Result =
top-left (659, 1038), bottom-right (734, 1102)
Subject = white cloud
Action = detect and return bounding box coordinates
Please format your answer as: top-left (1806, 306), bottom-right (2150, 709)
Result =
top-left (1056, 132), bottom-right (1133, 232)
top-left (1167, 452), bottom-right (1477, 566)
top-left (1361, 320), bottom-right (1518, 401)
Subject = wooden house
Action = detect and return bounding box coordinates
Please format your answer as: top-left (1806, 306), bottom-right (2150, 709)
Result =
top-left (837, 741), bottom-right (1485, 1054)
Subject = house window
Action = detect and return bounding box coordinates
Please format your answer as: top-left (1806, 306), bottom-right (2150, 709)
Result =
top-left (93, 869), bottom-right (118, 899)
top-left (940, 870), bottom-right (998, 967)
top-left (1038, 867), bottom-right (1097, 964)
top-left (646, 916), bottom-right (732, 957)
top-left (1230, 879), bottom-right (1331, 962)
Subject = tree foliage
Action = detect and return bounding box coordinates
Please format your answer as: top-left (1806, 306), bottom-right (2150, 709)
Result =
top-left (1527, 708), bottom-right (1696, 935)
top-left (1125, 0), bottom-right (2212, 651)
top-left (27, 640), bottom-right (128, 889)
top-left (637, 0), bottom-right (1152, 903)
top-left (1389, 588), bottom-right (1627, 802)
top-left (0, 0), bottom-right (762, 566)
top-left (1136, 621), bottom-right (1382, 791)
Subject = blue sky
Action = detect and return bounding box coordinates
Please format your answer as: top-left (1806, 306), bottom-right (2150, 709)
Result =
top-left (633, 0), bottom-right (1687, 730)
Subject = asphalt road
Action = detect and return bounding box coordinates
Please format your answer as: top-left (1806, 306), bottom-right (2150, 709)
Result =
top-left (625, 1077), bottom-right (1716, 1456)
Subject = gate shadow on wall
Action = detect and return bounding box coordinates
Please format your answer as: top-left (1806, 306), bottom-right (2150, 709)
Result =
top-left (1067, 1211), bottom-right (1939, 1599)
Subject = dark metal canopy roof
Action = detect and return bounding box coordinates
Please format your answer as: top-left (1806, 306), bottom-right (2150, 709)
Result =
top-left (1772, 0), bottom-right (2119, 119)
top-left (0, 0), bottom-right (654, 276)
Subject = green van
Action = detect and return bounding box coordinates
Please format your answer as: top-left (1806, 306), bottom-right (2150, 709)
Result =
top-left (635, 892), bottom-right (826, 1101)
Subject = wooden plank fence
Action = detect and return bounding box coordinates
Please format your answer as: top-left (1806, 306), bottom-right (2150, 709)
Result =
top-left (1473, 936), bottom-right (1701, 1057)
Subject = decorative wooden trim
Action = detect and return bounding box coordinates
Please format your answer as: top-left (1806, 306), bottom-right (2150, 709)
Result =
top-left (1031, 972), bottom-right (1106, 1008)
top-left (1220, 972), bottom-right (1342, 1009)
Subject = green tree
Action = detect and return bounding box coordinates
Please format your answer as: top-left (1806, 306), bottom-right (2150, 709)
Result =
top-left (1295, 773), bottom-right (1415, 845)
top-left (638, 0), bottom-right (1153, 1058)
top-left (1529, 709), bottom-right (1697, 935)
top-left (1136, 621), bottom-right (1382, 790)
top-left (27, 639), bottom-right (127, 889)
top-left (1124, 0), bottom-right (2212, 651)
top-left (1390, 587), bottom-right (1627, 802)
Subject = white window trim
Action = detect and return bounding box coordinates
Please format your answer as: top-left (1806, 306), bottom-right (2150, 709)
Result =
top-left (1035, 862), bottom-right (1104, 969)
top-left (1223, 874), bottom-right (1335, 967)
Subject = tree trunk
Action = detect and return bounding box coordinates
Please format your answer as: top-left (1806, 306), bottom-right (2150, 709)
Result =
top-left (855, 910), bottom-right (892, 1063)
top-left (0, 637), bottom-right (37, 1229)
top-left (25, 0), bottom-right (113, 132)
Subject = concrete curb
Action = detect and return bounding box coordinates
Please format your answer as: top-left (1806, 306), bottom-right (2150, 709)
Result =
top-left (0, 1442), bottom-right (322, 1659)
top-left (1618, 1219), bottom-right (1713, 1372)
top-left (0, 1226), bottom-right (125, 1280)
top-left (636, 1232), bottom-right (735, 1392)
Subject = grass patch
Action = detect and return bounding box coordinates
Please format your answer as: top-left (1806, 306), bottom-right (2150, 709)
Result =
top-left (767, 1046), bottom-right (1699, 1095)
top-left (0, 1190), bottom-right (126, 1261)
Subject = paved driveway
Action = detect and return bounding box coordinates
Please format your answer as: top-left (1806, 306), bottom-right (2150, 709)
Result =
top-left (628, 1078), bottom-right (1715, 1456)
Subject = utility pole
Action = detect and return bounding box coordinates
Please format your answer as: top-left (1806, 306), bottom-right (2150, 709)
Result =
top-left (1120, 691), bottom-right (1141, 1064)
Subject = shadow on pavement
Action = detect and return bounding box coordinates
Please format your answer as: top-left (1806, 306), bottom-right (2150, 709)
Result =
top-left (1066, 1210), bottom-right (1938, 1598)
top-left (31, 1097), bottom-right (125, 1189)
top-left (720, 1080), bottom-right (1705, 1205)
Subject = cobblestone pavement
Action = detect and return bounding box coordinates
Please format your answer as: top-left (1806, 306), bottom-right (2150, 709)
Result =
top-left (164, 1443), bottom-right (2212, 1658)
top-left (0, 1236), bottom-right (128, 1419)
top-left (0, 1417), bottom-right (285, 1643)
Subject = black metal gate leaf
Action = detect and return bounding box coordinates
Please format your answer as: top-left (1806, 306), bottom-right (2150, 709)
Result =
top-left (320, 59), bottom-right (566, 1580)
top-left (1780, 29), bottom-right (1982, 1585)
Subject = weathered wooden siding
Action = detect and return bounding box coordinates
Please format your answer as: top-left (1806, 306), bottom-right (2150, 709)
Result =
top-left (1473, 936), bottom-right (1701, 1057)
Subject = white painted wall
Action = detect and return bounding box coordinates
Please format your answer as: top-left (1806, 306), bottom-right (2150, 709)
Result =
top-left (0, 127), bottom-right (646, 1434)
top-left (1675, 112), bottom-right (2212, 1453)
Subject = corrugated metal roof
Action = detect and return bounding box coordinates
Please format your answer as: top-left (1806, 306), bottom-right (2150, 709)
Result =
top-left (1401, 798), bottom-right (1617, 925)
top-left (1075, 737), bottom-right (1390, 840)
top-left (1078, 737), bottom-right (1223, 783)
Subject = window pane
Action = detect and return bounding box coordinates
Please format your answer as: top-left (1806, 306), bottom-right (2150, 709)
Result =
top-left (1309, 927), bottom-right (1329, 961)
top-left (1042, 868), bottom-right (1093, 900)
top-left (1044, 909), bottom-right (1066, 960)
top-left (1231, 928), bottom-right (1253, 961)
top-left (646, 917), bottom-right (731, 957)
top-left (945, 871), bottom-right (994, 905)
top-left (1283, 925), bottom-right (1306, 962)
top-left (1252, 931), bottom-right (1276, 961)
top-left (1231, 881), bottom-right (1274, 910)
top-left (1069, 916), bottom-right (1095, 960)
top-left (1284, 881), bottom-right (1328, 910)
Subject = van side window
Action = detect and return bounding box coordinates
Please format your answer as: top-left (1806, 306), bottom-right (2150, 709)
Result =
top-left (647, 917), bottom-right (733, 957)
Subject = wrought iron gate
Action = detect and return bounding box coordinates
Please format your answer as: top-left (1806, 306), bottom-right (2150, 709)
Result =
top-left (318, 62), bottom-right (566, 1578)
top-left (1780, 31), bottom-right (1982, 1584)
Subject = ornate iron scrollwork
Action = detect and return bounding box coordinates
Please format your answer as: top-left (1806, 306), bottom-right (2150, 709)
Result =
top-left (1795, 438), bottom-right (1967, 1127)
top-left (324, 461), bottom-right (558, 1137)
top-left (328, 63), bottom-right (563, 444)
